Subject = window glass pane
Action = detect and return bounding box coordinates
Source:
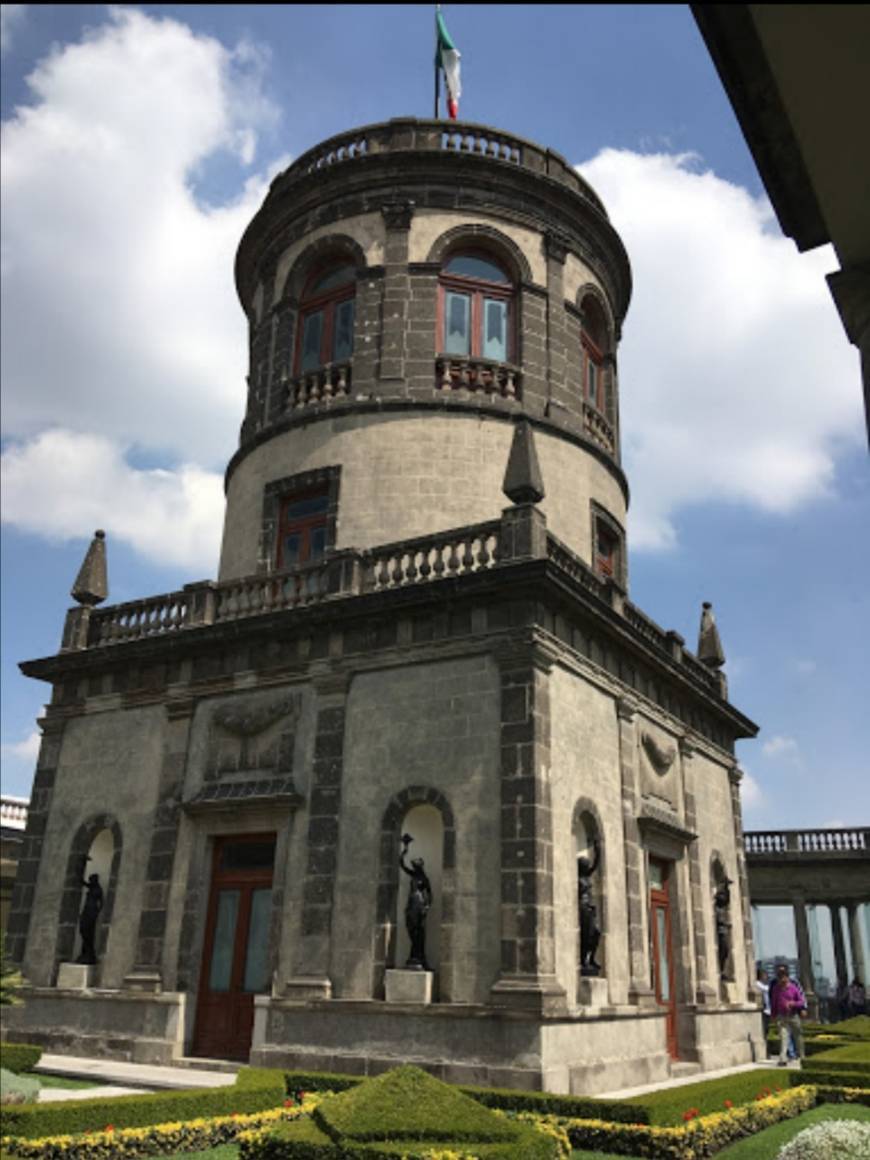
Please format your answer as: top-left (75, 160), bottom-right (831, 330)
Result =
top-left (220, 839), bottom-right (276, 873)
top-left (333, 298), bottom-right (355, 362)
top-left (483, 298), bottom-right (507, 361)
top-left (300, 310), bottom-right (324, 372)
top-left (587, 361), bottom-right (598, 402)
top-left (649, 861), bottom-right (664, 891)
top-left (208, 890), bottom-right (239, 992)
top-left (444, 292), bottom-right (470, 355)
top-left (310, 265), bottom-right (355, 295)
top-left (281, 493), bottom-right (329, 521)
top-left (309, 526), bottom-right (326, 560)
top-left (656, 907), bottom-right (671, 1002)
top-left (282, 532), bottom-right (301, 567)
top-left (243, 888), bottom-right (272, 993)
top-left (445, 255), bottom-right (509, 283)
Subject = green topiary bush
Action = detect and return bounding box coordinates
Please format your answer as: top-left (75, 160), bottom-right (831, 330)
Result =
top-left (0, 1045), bottom-right (42, 1075)
top-left (0, 1066), bottom-right (285, 1138)
top-left (803, 1041), bottom-right (870, 1070)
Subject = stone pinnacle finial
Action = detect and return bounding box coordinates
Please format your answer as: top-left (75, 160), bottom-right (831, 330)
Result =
top-left (698, 601), bottom-right (725, 669)
top-left (71, 530), bottom-right (108, 607)
top-left (502, 419), bottom-right (545, 505)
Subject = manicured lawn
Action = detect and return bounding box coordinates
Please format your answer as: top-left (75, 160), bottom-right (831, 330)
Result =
top-left (716, 1102), bottom-right (870, 1158)
top-left (624, 1067), bottom-right (789, 1125)
top-left (35, 1075), bottom-right (100, 1090)
top-left (161, 1148), bottom-right (238, 1160)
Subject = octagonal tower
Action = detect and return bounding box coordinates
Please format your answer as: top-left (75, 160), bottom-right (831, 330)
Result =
top-left (220, 118), bottom-right (631, 586)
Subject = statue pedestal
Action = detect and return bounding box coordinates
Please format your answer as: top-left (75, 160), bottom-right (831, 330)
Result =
top-left (57, 963), bottom-right (95, 990)
top-left (577, 976), bottom-right (609, 1007)
top-left (720, 980), bottom-right (739, 1005)
top-left (385, 969), bottom-right (433, 1005)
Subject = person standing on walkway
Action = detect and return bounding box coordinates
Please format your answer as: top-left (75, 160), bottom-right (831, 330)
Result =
top-left (770, 963), bottom-right (805, 1066)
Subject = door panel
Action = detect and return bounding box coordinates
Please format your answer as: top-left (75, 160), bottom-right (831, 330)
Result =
top-left (193, 835), bottom-right (275, 1061)
top-left (650, 859), bottom-right (678, 1059)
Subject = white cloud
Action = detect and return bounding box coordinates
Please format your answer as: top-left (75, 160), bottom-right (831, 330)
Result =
top-left (576, 150), bottom-right (863, 550)
top-left (739, 769), bottom-right (765, 813)
top-left (0, 4), bottom-right (26, 55)
top-left (1, 429), bottom-right (224, 570)
top-left (1, 729), bottom-right (40, 762)
top-left (1, 7), bottom-right (282, 467)
top-left (762, 734), bottom-right (801, 759)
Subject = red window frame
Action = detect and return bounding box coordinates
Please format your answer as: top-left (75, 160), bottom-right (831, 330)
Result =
top-left (294, 264), bottom-right (356, 375)
top-left (582, 333), bottom-right (605, 412)
top-left (595, 522), bottom-right (618, 580)
top-left (276, 488), bottom-right (329, 570)
top-left (437, 251), bottom-right (515, 361)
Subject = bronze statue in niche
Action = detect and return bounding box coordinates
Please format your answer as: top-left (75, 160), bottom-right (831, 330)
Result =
top-left (578, 837), bottom-right (602, 976)
top-left (400, 833), bottom-right (432, 971)
top-left (714, 876), bottom-right (733, 979)
top-left (76, 860), bottom-right (104, 965)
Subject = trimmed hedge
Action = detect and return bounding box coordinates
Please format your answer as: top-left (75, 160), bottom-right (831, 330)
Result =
top-left (0, 1066), bottom-right (285, 1139)
top-left (803, 1041), bottom-right (870, 1069)
top-left (0, 1045), bottom-right (42, 1076)
top-left (625, 1068), bottom-right (788, 1126)
top-left (281, 1068), bottom-right (650, 1125)
top-left (789, 1069), bottom-right (870, 1089)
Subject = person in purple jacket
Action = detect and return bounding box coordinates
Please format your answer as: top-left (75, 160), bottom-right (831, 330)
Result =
top-left (770, 963), bottom-right (805, 1065)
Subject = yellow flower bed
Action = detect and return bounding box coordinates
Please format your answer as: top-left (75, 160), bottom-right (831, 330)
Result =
top-left (561, 1085), bottom-right (816, 1159)
top-left (1, 1096), bottom-right (322, 1160)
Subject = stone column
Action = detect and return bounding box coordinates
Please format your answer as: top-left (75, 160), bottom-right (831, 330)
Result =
top-left (123, 697), bottom-right (195, 991)
top-left (728, 765), bottom-right (757, 1002)
top-left (681, 737), bottom-right (716, 1005)
top-left (285, 669), bottom-right (350, 1001)
top-left (616, 696), bottom-right (655, 1006)
top-left (847, 903), bottom-right (867, 986)
top-left (544, 231), bottom-right (570, 412)
top-left (489, 637), bottom-right (566, 1014)
top-left (830, 903), bottom-right (848, 989)
top-left (6, 714), bottom-right (66, 970)
top-left (378, 201), bottom-right (414, 385)
top-left (792, 895), bottom-right (816, 999)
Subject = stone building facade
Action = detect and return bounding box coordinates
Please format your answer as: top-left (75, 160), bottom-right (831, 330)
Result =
top-left (4, 118), bottom-right (762, 1093)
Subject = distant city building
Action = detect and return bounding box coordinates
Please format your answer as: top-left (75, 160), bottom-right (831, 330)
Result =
top-left (1, 795), bottom-right (28, 933)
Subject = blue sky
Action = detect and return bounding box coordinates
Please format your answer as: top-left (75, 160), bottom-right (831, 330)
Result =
top-left (2, 0), bottom-right (868, 873)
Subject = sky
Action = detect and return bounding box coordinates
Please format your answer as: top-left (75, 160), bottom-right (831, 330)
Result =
top-left (2, 0), bottom-right (868, 886)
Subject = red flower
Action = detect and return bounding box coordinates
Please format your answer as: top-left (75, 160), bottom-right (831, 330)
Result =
top-left (104, 1126), bottom-right (114, 1133)
top-left (683, 1110), bottom-right (694, 1121)
top-left (283, 1099), bottom-right (293, 1108)
top-left (724, 1099), bottom-right (733, 1109)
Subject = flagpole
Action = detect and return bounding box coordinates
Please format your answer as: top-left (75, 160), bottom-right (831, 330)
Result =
top-left (434, 5), bottom-right (441, 119)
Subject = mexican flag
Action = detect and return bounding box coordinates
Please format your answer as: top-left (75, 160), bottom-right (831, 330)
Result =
top-left (436, 8), bottom-right (461, 119)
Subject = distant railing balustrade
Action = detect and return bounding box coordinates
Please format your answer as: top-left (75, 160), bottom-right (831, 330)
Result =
top-left (745, 829), bottom-right (869, 855)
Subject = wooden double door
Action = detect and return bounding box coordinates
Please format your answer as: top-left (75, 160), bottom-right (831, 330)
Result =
top-left (649, 857), bottom-right (679, 1059)
top-left (193, 834), bottom-right (276, 1061)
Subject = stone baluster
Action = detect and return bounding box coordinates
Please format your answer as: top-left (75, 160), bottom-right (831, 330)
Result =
top-left (321, 364), bottom-right (334, 399)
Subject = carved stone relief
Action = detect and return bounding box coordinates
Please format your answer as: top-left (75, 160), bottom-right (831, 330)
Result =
top-left (639, 723), bottom-right (679, 810)
top-left (205, 693), bottom-right (302, 782)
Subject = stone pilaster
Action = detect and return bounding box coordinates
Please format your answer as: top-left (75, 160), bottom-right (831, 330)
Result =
top-left (490, 637), bottom-right (566, 1014)
top-left (728, 765), bottom-right (757, 1002)
top-left (123, 697), bottom-right (195, 991)
top-left (847, 902), bottom-right (867, 986)
top-left (616, 696), bottom-right (654, 1006)
top-left (544, 231), bottom-right (570, 412)
top-left (285, 669), bottom-right (350, 1000)
top-left (681, 736), bottom-right (716, 1004)
top-left (378, 201), bottom-right (414, 384)
top-left (6, 715), bottom-right (66, 967)
top-left (792, 894), bottom-right (816, 999)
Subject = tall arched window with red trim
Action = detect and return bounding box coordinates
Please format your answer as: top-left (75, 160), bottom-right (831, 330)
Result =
top-left (580, 295), bottom-right (608, 412)
top-left (296, 262), bottom-right (356, 374)
top-left (438, 253), bottom-right (514, 362)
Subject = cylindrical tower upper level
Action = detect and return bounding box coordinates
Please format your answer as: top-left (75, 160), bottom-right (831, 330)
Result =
top-left (220, 118), bottom-right (632, 587)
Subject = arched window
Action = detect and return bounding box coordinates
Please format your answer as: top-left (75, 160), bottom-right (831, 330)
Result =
top-left (295, 262), bottom-right (356, 374)
top-left (580, 295), bottom-right (609, 411)
top-left (438, 252), bottom-right (514, 362)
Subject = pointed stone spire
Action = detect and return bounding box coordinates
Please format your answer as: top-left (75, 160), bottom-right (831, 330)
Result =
top-left (502, 419), bottom-right (545, 505)
top-left (698, 601), bottom-right (725, 669)
top-left (71, 530), bottom-right (108, 607)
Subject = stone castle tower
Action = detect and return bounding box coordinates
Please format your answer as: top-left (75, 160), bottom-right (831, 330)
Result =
top-left (6, 119), bottom-right (761, 1093)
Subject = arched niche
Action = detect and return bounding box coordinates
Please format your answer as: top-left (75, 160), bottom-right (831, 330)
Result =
top-left (396, 803), bottom-right (443, 973)
top-left (55, 815), bottom-right (122, 973)
top-left (711, 852), bottom-right (735, 983)
top-left (572, 802), bottom-right (605, 980)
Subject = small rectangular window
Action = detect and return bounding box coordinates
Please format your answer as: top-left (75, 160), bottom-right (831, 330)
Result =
top-left (483, 298), bottom-right (507, 361)
top-left (587, 361), bottom-right (598, 403)
top-left (277, 488), bottom-right (329, 569)
top-left (445, 291), bottom-right (471, 355)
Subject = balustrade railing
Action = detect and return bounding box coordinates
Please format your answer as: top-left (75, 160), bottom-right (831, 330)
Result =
top-left (435, 357), bottom-right (520, 400)
top-left (89, 591), bottom-right (190, 646)
top-left (283, 362), bottom-right (352, 410)
top-left (440, 127), bottom-right (522, 163)
top-left (745, 829), bottom-right (869, 855)
top-left (546, 537), bottom-right (609, 601)
top-left (363, 522), bottom-right (501, 591)
top-left (582, 401), bottom-right (615, 455)
top-left (679, 648), bottom-right (720, 693)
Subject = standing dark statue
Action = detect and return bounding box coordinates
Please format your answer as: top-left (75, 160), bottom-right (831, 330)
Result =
top-left (76, 861), bottom-right (104, 966)
top-left (399, 833), bottom-right (432, 971)
top-left (714, 877), bottom-right (733, 979)
top-left (578, 838), bottom-right (602, 976)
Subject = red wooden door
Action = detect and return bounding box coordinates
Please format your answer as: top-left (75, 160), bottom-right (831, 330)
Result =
top-left (649, 858), bottom-right (679, 1060)
top-left (193, 834), bottom-right (276, 1061)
